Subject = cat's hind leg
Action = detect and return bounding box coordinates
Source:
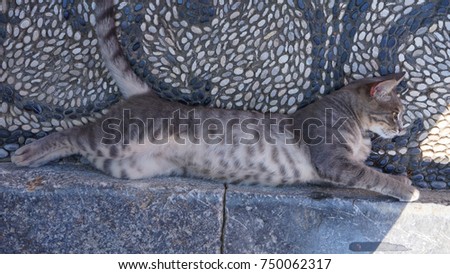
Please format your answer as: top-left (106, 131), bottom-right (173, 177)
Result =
top-left (12, 129), bottom-right (79, 167)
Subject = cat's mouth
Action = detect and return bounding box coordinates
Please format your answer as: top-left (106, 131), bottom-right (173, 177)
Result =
top-left (370, 126), bottom-right (402, 139)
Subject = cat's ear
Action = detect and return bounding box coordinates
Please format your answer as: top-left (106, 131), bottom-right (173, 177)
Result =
top-left (370, 79), bottom-right (401, 101)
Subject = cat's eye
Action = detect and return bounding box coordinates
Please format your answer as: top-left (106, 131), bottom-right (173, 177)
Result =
top-left (393, 111), bottom-right (398, 117)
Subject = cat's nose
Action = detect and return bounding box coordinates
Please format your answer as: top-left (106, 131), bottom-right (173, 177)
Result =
top-left (398, 126), bottom-right (406, 135)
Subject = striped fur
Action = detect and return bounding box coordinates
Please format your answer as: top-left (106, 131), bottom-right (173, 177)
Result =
top-left (94, 0), bottom-right (149, 98)
top-left (11, 1), bottom-right (420, 202)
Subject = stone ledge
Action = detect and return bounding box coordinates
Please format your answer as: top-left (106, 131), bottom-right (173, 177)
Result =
top-left (224, 185), bottom-right (450, 253)
top-left (0, 163), bottom-right (225, 253)
top-left (1, 162), bottom-right (449, 253)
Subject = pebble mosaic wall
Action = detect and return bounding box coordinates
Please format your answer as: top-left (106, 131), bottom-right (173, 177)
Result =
top-left (1, 0), bottom-right (450, 189)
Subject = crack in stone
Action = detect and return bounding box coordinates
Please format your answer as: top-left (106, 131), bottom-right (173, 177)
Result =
top-left (219, 183), bottom-right (228, 254)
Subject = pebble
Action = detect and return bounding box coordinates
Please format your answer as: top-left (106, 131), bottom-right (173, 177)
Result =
top-left (4, 143), bottom-right (19, 152)
top-left (431, 181), bottom-right (447, 190)
top-left (0, 148), bottom-right (9, 158)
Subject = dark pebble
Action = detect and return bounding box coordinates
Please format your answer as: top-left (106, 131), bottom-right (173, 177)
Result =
top-left (431, 181), bottom-right (447, 189)
top-left (425, 174), bottom-right (436, 181)
top-left (414, 181), bottom-right (429, 189)
top-left (391, 154), bottom-right (400, 162)
top-left (23, 102), bottom-right (43, 114)
top-left (377, 157), bottom-right (388, 167)
top-left (172, 88), bottom-right (181, 96)
top-left (162, 91), bottom-right (174, 99)
top-left (360, 2), bottom-right (369, 12)
top-left (395, 166), bottom-right (406, 174)
top-left (4, 143), bottom-right (19, 151)
top-left (0, 148), bottom-right (8, 158)
top-left (438, 167), bottom-right (450, 175)
top-left (204, 81), bottom-right (212, 92)
top-left (408, 148), bottom-right (421, 155)
top-left (387, 37), bottom-right (396, 48)
top-left (55, 107), bottom-right (64, 113)
top-left (94, 101), bottom-right (107, 109)
top-left (134, 14), bottom-right (144, 24)
top-left (408, 160), bottom-right (419, 169)
top-left (369, 154), bottom-right (380, 161)
top-left (120, 21), bottom-right (129, 30)
top-left (410, 20), bottom-right (420, 32)
top-left (0, 129), bottom-right (10, 138)
top-left (420, 160), bottom-right (432, 168)
top-left (0, 13), bottom-right (8, 24)
top-left (63, 10), bottom-right (70, 20)
top-left (393, 137), bottom-right (408, 147)
top-left (134, 3), bottom-right (143, 12)
top-left (421, 2), bottom-right (435, 11)
top-left (124, 5), bottom-right (131, 15)
top-left (52, 113), bottom-right (64, 120)
top-left (138, 60), bottom-right (146, 68)
top-left (11, 130), bottom-right (22, 138)
top-left (159, 82), bottom-right (171, 91)
top-left (411, 174), bottom-right (424, 182)
top-left (383, 164), bottom-right (395, 173)
top-left (371, 143), bottom-right (382, 151)
top-left (297, 0), bottom-right (305, 10)
top-left (36, 132), bottom-right (48, 139)
top-left (189, 77), bottom-right (200, 87)
top-left (384, 143), bottom-right (395, 150)
top-left (142, 68), bottom-right (149, 78)
top-left (78, 17), bottom-right (87, 27)
top-left (193, 80), bottom-right (205, 90)
top-left (147, 75), bottom-right (157, 86)
top-left (64, 109), bottom-right (75, 115)
top-left (5, 137), bottom-right (18, 144)
top-left (312, 36), bottom-right (321, 45)
top-left (378, 50), bottom-right (387, 61)
top-left (22, 131), bottom-right (34, 138)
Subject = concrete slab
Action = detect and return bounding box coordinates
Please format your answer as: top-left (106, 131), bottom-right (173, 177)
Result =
top-left (223, 185), bottom-right (450, 254)
top-left (1, 162), bottom-right (449, 254)
top-left (0, 163), bottom-right (224, 253)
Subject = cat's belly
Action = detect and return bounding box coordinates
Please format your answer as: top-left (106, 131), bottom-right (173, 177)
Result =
top-left (86, 133), bottom-right (318, 184)
top-left (183, 142), bottom-right (318, 185)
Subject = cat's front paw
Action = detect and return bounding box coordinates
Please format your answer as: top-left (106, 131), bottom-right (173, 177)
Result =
top-left (398, 185), bottom-right (420, 202)
top-left (392, 175), bottom-right (412, 186)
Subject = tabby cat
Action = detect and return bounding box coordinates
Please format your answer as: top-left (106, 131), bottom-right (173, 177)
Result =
top-left (12, 0), bottom-right (419, 202)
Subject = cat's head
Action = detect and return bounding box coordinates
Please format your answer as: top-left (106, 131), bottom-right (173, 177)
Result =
top-left (355, 73), bottom-right (407, 139)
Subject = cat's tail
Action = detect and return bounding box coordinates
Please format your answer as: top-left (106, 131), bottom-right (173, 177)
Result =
top-left (94, 0), bottom-right (150, 98)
